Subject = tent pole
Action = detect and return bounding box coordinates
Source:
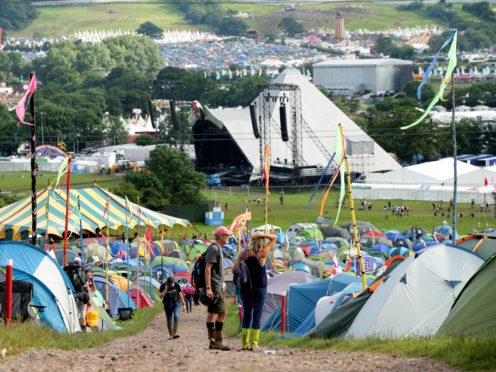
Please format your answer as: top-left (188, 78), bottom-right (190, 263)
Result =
top-left (45, 187), bottom-right (50, 252)
top-left (341, 125), bottom-right (367, 290)
top-left (126, 207), bottom-right (130, 308)
top-left (78, 196), bottom-right (84, 262)
top-left (451, 70), bottom-right (458, 239)
top-left (29, 74), bottom-right (37, 246)
top-left (63, 153), bottom-right (72, 266)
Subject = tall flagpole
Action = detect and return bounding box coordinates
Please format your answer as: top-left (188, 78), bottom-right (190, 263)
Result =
top-left (29, 74), bottom-right (37, 246)
top-left (340, 125), bottom-right (367, 290)
top-left (63, 153), bottom-right (72, 267)
top-left (451, 69), bottom-right (458, 239)
top-left (78, 196), bottom-right (84, 262)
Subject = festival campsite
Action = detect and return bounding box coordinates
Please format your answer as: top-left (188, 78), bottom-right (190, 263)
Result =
top-left (1, 30), bottom-right (496, 371)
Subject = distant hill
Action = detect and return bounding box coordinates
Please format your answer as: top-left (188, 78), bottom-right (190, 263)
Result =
top-left (10, 1), bottom-right (465, 38)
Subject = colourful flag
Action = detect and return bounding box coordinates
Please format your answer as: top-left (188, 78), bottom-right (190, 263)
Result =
top-left (102, 197), bottom-right (110, 220)
top-left (229, 211), bottom-right (252, 232)
top-left (402, 31), bottom-right (457, 130)
top-left (334, 128), bottom-right (346, 226)
top-left (54, 155), bottom-right (69, 190)
top-left (144, 226), bottom-right (156, 258)
top-left (15, 75), bottom-right (37, 126)
top-left (262, 144), bottom-right (270, 190)
top-left (417, 33), bottom-right (454, 100)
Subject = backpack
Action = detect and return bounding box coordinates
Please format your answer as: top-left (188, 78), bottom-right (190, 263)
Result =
top-left (63, 261), bottom-right (87, 294)
top-left (192, 252), bottom-right (207, 289)
top-left (233, 259), bottom-right (252, 291)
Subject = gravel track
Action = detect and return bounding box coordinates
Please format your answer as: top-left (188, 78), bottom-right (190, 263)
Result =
top-left (0, 305), bottom-right (457, 372)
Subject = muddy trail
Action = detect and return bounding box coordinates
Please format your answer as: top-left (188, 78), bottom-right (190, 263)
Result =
top-left (0, 305), bottom-right (456, 371)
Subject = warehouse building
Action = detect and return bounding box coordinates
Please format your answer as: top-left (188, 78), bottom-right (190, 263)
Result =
top-left (313, 59), bottom-right (413, 96)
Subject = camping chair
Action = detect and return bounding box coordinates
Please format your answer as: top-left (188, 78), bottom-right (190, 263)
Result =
top-left (0, 280), bottom-right (33, 322)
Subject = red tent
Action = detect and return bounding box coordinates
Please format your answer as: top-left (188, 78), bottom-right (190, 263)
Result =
top-left (130, 288), bottom-right (153, 308)
top-left (362, 231), bottom-right (386, 237)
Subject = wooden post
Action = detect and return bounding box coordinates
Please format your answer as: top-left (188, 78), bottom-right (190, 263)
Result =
top-left (63, 153), bottom-right (72, 267)
top-left (281, 291), bottom-right (287, 333)
top-left (5, 259), bottom-right (13, 325)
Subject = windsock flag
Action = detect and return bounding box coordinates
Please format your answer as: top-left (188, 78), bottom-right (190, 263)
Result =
top-left (402, 31), bottom-right (457, 130)
top-left (15, 75), bottom-right (37, 126)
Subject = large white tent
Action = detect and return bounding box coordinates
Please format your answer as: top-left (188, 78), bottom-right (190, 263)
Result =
top-left (360, 158), bottom-right (496, 203)
top-left (192, 69), bottom-right (400, 174)
top-left (366, 158), bottom-right (480, 186)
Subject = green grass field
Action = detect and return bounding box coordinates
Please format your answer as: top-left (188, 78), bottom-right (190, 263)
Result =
top-left (11, 1), bottom-right (454, 38)
top-left (11, 2), bottom-right (191, 38)
top-left (199, 186), bottom-right (493, 237)
top-left (0, 172), bottom-right (119, 194)
top-left (223, 303), bottom-right (496, 371)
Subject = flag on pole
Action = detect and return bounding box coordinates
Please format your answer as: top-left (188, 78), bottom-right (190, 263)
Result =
top-left (144, 226), bottom-right (156, 258)
top-left (484, 177), bottom-right (489, 186)
top-left (229, 211), bottom-right (252, 232)
top-left (102, 197), bottom-right (110, 220)
top-left (262, 144), bottom-right (270, 191)
top-left (54, 155), bottom-right (69, 190)
top-left (15, 75), bottom-right (37, 127)
top-left (402, 31), bottom-right (457, 130)
top-left (417, 33), bottom-right (454, 100)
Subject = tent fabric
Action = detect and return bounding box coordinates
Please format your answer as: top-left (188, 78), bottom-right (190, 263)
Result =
top-left (0, 241), bottom-right (80, 333)
top-left (261, 271), bottom-right (314, 326)
top-left (130, 288), bottom-right (153, 308)
top-left (93, 275), bottom-right (136, 317)
top-left (0, 186), bottom-right (189, 238)
top-left (286, 274), bottom-right (367, 332)
top-left (457, 234), bottom-right (496, 260)
top-left (346, 244), bottom-right (483, 339)
top-left (438, 254), bottom-right (496, 339)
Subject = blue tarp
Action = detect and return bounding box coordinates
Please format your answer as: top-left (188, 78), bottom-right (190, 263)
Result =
top-left (287, 274), bottom-right (371, 332)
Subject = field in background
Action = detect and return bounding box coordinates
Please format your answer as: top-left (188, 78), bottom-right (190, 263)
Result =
top-left (0, 172), bottom-right (119, 194)
top-left (11, 2), bottom-right (190, 37)
top-left (11, 1), bottom-right (451, 37)
top-left (196, 186), bottom-right (493, 236)
top-left (0, 174), bottom-right (492, 236)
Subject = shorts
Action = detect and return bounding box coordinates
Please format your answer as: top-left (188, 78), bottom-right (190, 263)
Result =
top-left (207, 290), bottom-right (225, 314)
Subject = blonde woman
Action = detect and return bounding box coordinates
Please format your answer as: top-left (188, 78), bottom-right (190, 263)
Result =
top-left (233, 232), bottom-right (276, 351)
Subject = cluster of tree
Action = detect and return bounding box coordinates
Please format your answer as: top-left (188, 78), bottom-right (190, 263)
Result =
top-left (113, 145), bottom-right (206, 209)
top-left (373, 36), bottom-right (417, 60)
top-left (0, 37), bottom-right (270, 155)
top-left (0, 0), bottom-right (38, 32)
top-left (333, 80), bottom-right (496, 163)
top-left (400, 1), bottom-right (495, 51)
top-left (173, 0), bottom-right (248, 36)
top-left (278, 17), bottom-right (304, 36)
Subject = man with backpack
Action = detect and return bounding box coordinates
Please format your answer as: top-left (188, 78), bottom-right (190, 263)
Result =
top-left (160, 277), bottom-right (186, 339)
top-left (204, 226), bottom-right (232, 351)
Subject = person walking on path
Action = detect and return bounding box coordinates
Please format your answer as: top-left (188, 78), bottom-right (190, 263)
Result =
top-left (205, 226), bottom-right (232, 350)
top-left (233, 232), bottom-right (276, 351)
top-left (183, 280), bottom-right (195, 313)
top-left (160, 277), bottom-right (186, 339)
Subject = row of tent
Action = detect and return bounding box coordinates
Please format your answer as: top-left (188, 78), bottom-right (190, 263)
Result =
top-left (257, 235), bottom-right (496, 339)
top-left (0, 241), bottom-right (165, 333)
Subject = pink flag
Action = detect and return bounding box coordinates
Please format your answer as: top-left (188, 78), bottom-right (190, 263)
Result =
top-left (15, 75), bottom-right (37, 126)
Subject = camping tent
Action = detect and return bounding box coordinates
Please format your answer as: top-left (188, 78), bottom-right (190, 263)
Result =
top-left (93, 275), bottom-right (136, 317)
top-left (457, 234), bottom-right (496, 260)
top-left (0, 241), bottom-right (80, 333)
top-left (346, 244), bottom-right (483, 338)
top-left (438, 254), bottom-right (496, 339)
top-left (261, 271), bottom-right (314, 328)
top-left (0, 185), bottom-right (189, 239)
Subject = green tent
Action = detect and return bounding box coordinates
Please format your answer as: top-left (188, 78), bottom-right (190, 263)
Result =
top-left (151, 255), bottom-right (187, 268)
top-left (457, 233), bottom-right (496, 260)
top-left (310, 258), bottom-right (403, 339)
top-left (297, 228), bottom-right (324, 241)
top-left (438, 254), bottom-right (496, 339)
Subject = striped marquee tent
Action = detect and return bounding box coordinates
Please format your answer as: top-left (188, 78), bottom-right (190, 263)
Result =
top-left (0, 185), bottom-right (189, 239)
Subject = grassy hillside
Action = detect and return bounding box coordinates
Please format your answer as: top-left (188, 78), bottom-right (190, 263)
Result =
top-left (11, 2), bottom-right (191, 37)
top-left (12, 1), bottom-right (453, 38)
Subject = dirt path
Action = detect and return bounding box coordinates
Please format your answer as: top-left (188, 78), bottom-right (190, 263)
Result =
top-left (0, 305), bottom-right (456, 372)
